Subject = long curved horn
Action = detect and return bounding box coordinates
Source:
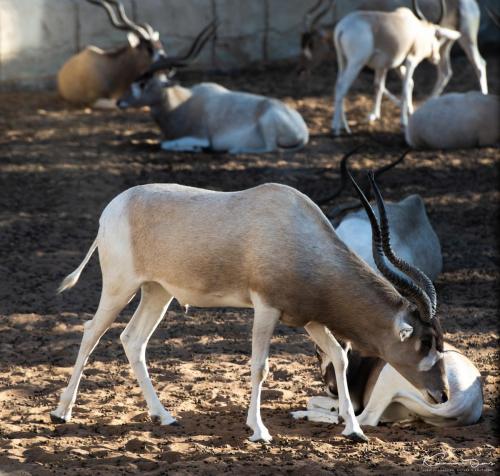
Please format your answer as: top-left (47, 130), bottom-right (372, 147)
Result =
top-left (304, 0), bottom-right (325, 30)
top-left (144, 21), bottom-right (217, 73)
top-left (413, 0), bottom-right (445, 24)
top-left (436, 0), bottom-right (446, 24)
top-left (316, 145), bottom-right (365, 206)
top-left (86, 0), bottom-right (150, 40)
top-left (368, 172), bottom-right (437, 316)
top-left (348, 169), bottom-right (434, 322)
top-left (412, 0), bottom-right (425, 20)
top-left (486, 6), bottom-right (500, 28)
top-left (317, 147), bottom-right (409, 206)
top-left (310, 0), bottom-right (333, 31)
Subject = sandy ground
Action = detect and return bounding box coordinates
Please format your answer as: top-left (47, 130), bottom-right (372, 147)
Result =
top-left (0, 53), bottom-right (499, 475)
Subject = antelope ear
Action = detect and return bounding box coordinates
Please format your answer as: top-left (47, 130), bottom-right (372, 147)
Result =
top-left (435, 27), bottom-right (461, 42)
top-left (127, 32), bottom-right (141, 48)
top-left (394, 314), bottom-right (414, 342)
top-left (399, 325), bottom-right (414, 342)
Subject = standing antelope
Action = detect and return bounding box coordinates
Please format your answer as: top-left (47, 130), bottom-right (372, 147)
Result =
top-left (292, 188), bottom-right (482, 427)
top-left (332, 5), bottom-right (460, 135)
top-left (58, 0), bottom-right (165, 107)
top-left (117, 55), bottom-right (309, 153)
top-left (51, 175), bottom-right (448, 443)
top-left (299, 0), bottom-right (488, 96)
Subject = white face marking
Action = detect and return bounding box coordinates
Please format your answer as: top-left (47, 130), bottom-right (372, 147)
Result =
top-left (303, 47), bottom-right (313, 60)
top-left (418, 346), bottom-right (444, 372)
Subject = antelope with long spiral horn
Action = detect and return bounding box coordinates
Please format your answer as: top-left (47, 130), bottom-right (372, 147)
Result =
top-left (57, 0), bottom-right (165, 107)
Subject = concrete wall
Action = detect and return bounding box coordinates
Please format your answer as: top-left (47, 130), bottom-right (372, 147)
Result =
top-left (0, 0), bottom-right (320, 88)
top-left (0, 0), bottom-right (498, 88)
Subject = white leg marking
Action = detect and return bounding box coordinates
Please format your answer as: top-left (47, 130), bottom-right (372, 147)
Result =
top-left (160, 137), bottom-right (210, 152)
top-left (431, 40), bottom-right (454, 97)
top-left (51, 286), bottom-right (136, 422)
top-left (332, 61), bottom-right (365, 135)
top-left (120, 282), bottom-right (176, 425)
top-left (369, 69), bottom-right (388, 122)
top-left (304, 322), bottom-right (367, 441)
top-left (356, 365), bottom-right (397, 427)
top-left (400, 60), bottom-right (417, 128)
top-left (246, 294), bottom-right (280, 443)
top-left (458, 36), bottom-right (488, 94)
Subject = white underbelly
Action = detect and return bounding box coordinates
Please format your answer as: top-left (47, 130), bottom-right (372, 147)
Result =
top-left (161, 281), bottom-right (253, 309)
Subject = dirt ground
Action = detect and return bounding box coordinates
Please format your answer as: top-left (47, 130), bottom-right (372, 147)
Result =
top-left (0, 52), bottom-right (499, 475)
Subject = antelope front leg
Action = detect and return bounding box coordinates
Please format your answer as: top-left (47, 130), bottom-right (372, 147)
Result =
top-left (369, 69), bottom-right (388, 123)
top-left (400, 59), bottom-right (417, 128)
top-left (305, 322), bottom-right (367, 442)
top-left (246, 295), bottom-right (280, 442)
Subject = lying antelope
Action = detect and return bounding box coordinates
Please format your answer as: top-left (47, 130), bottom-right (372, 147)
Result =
top-left (117, 53), bottom-right (309, 153)
top-left (58, 0), bottom-right (166, 106)
top-left (406, 92), bottom-right (500, 149)
top-left (51, 175), bottom-right (448, 443)
top-left (332, 5), bottom-right (461, 134)
top-left (299, 0), bottom-right (488, 97)
top-left (292, 172), bottom-right (482, 427)
top-left (294, 341), bottom-right (482, 427)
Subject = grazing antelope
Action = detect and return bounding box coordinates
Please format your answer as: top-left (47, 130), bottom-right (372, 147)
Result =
top-left (406, 91), bottom-right (500, 149)
top-left (332, 5), bottom-right (461, 135)
top-left (299, 0), bottom-right (488, 97)
top-left (51, 175), bottom-right (448, 443)
top-left (58, 0), bottom-right (166, 107)
top-left (292, 171), bottom-right (482, 428)
top-left (117, 59), bottom-right (308, 154)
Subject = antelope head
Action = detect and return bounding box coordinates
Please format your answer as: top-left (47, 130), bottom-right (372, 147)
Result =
top-left (350, 170), bottom-right (449, 404)
top-left (87, 0), bottom-right (165, 61)
top-left (297, 0), bottom-right (334, 78)
top-left (117, 21), bottom-right (217, 109)
top-left (412, 0), bottom-right (460, 64)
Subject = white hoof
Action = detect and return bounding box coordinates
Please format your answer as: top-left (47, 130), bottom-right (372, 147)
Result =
top-left (291, 411), bottom-right (308, 420)
top-left (50, 409), bottom-right (71, 423)
top-left (368, 113), bottom-right (379, 123)
top-left (249, 430), bottom-right (272, 443)
top-left (151, 412), bottom-right (177, 425)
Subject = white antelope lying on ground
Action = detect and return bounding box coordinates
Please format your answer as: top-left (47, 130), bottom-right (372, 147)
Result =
top-left (293, 172), bottom-right (483, 427)
top-left (58, 0), bottom-right (168, 106)
top-left (406, 92), bottom-right (500, 149)
top-left (51, 174), bottom-right (449, 443)
top-left (332, 5), bottom-right (460, 135)
top-left (299, 0), bottom-right (488, 97)
top-left (117, 61), bottom-right (308, 154)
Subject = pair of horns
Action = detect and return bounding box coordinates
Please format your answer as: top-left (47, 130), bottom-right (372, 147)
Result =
top-left (316, 146), bottom-right (409, 206)
top-left (86, 0), bottom-right (156, 41)
top-left (144, 21), bottom-right (217, 75)
top-left (348, 169), bottom-right (437, 322)
top-left (304, 0), bottom-right (333, 32)
top-left (412, 0), bottom-right (446, 24)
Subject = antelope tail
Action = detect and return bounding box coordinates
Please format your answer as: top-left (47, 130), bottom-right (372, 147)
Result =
top-left (57, 238), bottom-right (98, 293)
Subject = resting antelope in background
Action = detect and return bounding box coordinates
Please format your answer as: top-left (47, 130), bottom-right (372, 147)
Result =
top-left (51, 173), bottom-right (448, 443)
top-left (299, 0), bottom-right (488, 96)
top-left (406, 91), bottom-right (500, 149)
top-left (332, 4), bottom-right (460, 134)
top-left (57, 0), bottom-right (165, 107)
top-left (292, 168), bottom-right (483, 427)
top-left (117, 35), bottom-right (309, 153)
